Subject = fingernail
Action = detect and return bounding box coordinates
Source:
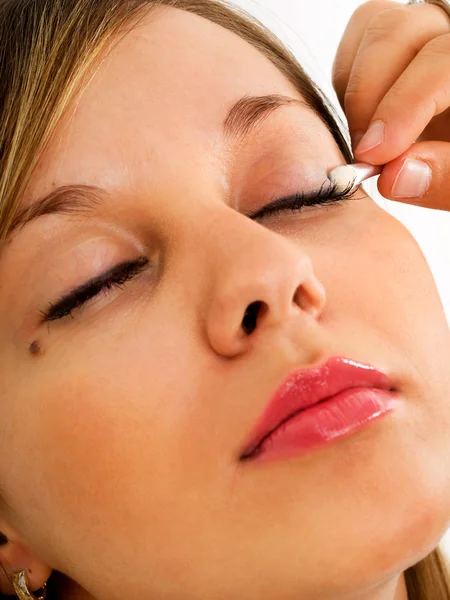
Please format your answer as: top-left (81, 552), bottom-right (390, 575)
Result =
top-left (355, 120), bottom-right (385, 154)
top-left (351, 130), bottom-right (364, 149)
top-left (391, 159), bottom-right (432, 199)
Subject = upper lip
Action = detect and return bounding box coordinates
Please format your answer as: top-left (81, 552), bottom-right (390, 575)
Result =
top-left (240, 355), bottom-right (395, 459)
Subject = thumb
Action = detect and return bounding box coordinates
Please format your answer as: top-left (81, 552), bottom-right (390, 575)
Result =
top-left (377, 141), bottom-right (449, 212)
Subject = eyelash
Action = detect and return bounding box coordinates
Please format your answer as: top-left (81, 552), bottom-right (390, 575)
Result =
top-left (246, 178), bottom-right (358, 220)
top-left (40, 179), bottom-right (359, 324)
top-left (40, 256), bottom-right (150, 323)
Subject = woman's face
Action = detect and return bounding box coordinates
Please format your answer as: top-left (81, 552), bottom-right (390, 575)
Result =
top-left (1, 6), bottom-right (450, 600)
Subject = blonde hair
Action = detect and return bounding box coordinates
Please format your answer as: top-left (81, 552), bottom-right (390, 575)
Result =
top-left (0, 1), bottom-right (449, 598)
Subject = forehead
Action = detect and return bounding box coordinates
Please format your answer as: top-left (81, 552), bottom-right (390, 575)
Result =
top-left (26, 6), bottom-right (324, 202)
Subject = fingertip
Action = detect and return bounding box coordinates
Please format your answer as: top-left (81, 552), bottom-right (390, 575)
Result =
top-left (377, 156), bottom-right (432, 201)
top-left (354, 120), bottom-right (385, 156)
top-left (391, 158), bottom-right (432, 199)
top-left (354, 142), bottom-right (390, 166)
top-left (354, 120), bottom-right (407, 165)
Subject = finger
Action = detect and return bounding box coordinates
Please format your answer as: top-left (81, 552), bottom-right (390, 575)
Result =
top-left (354, 32), bottom-right (450, 165)
top-left (332, 0), bottom-right (395, 111)
top-left (344, 2), bottom-right (450, 145)
top-left (377, 141), bottom-right (449, 211)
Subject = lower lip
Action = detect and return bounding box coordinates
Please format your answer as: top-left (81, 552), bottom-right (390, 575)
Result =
top-left (243, 387), bottom-right (398, 464)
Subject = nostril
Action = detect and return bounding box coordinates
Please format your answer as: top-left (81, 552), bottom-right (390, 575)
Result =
top-left (241, 301), bottom-right (263, 335)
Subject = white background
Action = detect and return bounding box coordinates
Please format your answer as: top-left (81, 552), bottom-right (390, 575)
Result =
top-left (231, 0), bottom-right (450, 559)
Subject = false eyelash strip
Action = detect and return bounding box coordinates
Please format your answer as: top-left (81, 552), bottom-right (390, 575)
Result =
top-left (245, 178), bottom-right (358, 221)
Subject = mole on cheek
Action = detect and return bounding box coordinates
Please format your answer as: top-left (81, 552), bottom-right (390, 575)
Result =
top-left (29, 340), bottom-right (43, 357)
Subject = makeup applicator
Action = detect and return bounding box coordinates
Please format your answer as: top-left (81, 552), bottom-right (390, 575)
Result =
top-left (328, 163), bottom-right (382, 193)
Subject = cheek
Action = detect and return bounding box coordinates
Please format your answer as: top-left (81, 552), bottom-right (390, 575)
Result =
top-left (33, 374), bottom-right (146, 532)
top-left (367, 212), bottom-right (447, 354)
top-left (315, 203), bottom-right (450, 411)
top-left (25, 322), bottom-right (215, 546)
top-left (313, 204), bottom-right (444, 337)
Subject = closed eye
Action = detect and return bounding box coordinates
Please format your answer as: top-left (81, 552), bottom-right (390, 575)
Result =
top-left (245, 178), bottom-right (359, 221)
top-left (40, 256), bottom-right (150, 323)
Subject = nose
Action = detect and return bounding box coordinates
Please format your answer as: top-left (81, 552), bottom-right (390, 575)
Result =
top-left (203, 213), bottom-right (326, 358)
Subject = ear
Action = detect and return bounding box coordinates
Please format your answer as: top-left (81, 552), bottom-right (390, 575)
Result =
top-left (0, 524), bottom-right (52, 596)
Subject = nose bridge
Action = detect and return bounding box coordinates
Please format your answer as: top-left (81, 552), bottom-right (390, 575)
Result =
top-left (203, 207), bottom-right (306, 274)
top-left (197, 208), bottom-right (326, 357)
top-left (203, 208), bottom-right (311, 290)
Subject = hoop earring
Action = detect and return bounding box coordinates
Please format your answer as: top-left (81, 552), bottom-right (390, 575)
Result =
top-left (12, 571), bottom-right (47, 600)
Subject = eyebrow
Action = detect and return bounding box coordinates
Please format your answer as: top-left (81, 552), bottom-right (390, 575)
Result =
top-left (222, 93), bottom-right (307, 143)
top-left (8, 94), bottom-right (308, 238)
top-left (10, 184), bottom-right (108, 235)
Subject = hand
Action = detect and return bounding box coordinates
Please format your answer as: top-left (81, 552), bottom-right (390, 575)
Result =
top-left (333, 0), bottom-right (450, 211)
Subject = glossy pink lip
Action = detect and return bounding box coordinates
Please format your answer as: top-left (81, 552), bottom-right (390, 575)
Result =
top-left (239, 356), bottom-right (396, 460)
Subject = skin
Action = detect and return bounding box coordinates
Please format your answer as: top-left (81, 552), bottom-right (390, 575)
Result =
top-left (0, 5), bottom-right (450, 600)
top-left (333, 0), bottom-right (450, 208)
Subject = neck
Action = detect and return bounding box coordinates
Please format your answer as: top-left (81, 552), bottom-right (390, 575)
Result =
top-left (54, 572), bottom-right (96, 600)
top-left (53, 569), bottom-right (409, 600)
